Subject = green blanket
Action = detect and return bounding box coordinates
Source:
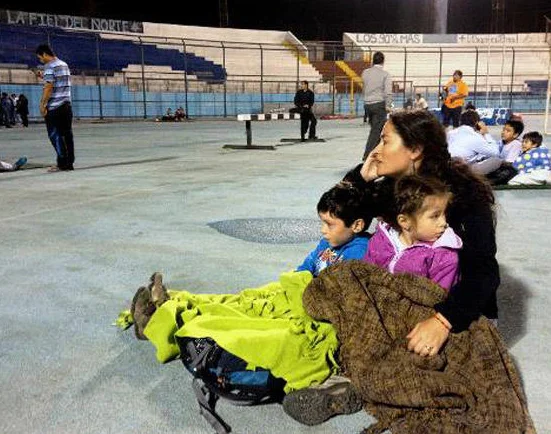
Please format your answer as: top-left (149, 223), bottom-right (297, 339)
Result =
top-left (143, 271), bottom-right (339, 392)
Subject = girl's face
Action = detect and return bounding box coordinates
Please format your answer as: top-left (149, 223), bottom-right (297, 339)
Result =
top-left (374, 121), bottom-right (423, 178)
top-left (399, 195), bottom-right (449, 243)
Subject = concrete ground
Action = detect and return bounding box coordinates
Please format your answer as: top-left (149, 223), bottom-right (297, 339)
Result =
top-left (0, 115), bottom-right (549, 434)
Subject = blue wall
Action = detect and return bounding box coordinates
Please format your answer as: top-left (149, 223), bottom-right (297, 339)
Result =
top-left (0, 84), bottom-right (546, 118)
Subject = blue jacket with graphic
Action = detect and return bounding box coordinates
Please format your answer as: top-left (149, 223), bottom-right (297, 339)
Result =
top-left (512, 146), bottom-right (550, 174)
top-left (296, 234), bottom-right (369, 277)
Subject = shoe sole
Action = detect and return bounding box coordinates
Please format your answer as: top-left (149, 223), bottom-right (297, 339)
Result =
top-left (282, 382), bottom-right (363, 426)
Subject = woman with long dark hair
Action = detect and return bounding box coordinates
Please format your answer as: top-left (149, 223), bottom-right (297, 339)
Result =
top-left (283, 109), bottom-right (500, 425)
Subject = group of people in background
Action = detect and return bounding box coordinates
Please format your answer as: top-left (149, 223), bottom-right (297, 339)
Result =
top-left (0, 92), bottom-right (29, 128)
top-left (158, 106), bottom-right (187, 122)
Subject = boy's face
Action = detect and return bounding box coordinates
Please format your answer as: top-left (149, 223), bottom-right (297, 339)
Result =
top-left (319, 211), bottom-right (358, 248)
top-left (399, 195), bottom-right (449, 243)
top-left (522, 138), bottom-right (538, 153)
top-left (501, 124), bottom-right (518, 143)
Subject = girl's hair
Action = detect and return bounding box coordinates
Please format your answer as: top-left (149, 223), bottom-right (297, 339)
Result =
top-left (523, 131), bottom-right (543, 147)
top-left (317, 182), bottom-right (368, 229)
top-left (387, 175), bottom-right (451, 230)
top-left (388, 110), bottom-right (495, 218)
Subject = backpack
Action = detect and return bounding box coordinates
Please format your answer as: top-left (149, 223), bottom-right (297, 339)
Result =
top-left (176, 335), bottom-right (286, 434)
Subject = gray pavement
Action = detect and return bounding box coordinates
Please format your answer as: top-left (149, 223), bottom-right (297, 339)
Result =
top-left (0, 115), bottom-right (549, 433)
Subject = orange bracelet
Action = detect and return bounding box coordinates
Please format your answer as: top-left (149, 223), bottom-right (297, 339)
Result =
top-left (434, 314), bottom-right (452, 331)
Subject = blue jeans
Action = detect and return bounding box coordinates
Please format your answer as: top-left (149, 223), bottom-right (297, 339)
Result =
top-left (45, 103), bottom-right (75, 170)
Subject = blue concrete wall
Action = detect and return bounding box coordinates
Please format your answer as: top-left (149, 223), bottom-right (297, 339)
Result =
top-left (0, 84), bottom-right (546, 118)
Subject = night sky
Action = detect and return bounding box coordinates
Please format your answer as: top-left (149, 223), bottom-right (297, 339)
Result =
top-left (3, 0), bottom-right (551, 40)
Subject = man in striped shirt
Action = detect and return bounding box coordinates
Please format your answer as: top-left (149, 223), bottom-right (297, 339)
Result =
top-left (36, 44), bottom-right (75, 172)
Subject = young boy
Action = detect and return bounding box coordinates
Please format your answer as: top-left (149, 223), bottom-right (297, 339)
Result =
top-left (499, 119), bottom-right (524, 163)
top-left (296, 182), bottom-right (369, 277)
top-left (512, 131), bottom-right (550, 174)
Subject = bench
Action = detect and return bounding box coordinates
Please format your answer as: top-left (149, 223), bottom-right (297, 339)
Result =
top-left (223, 113), bottom-right (324, 150)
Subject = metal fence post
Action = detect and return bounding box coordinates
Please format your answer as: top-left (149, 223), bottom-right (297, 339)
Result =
top-left (95, 34), bottom-right (104, 120)
top-left (332, 45), bottom-right (336, 115)
top-left (509, 47), bottom-right (516, 110)
top-left (403, 47), bottom-right (407, 105)
top-left (474, 47), bottom-right (479, 107)
top-left (438, 48), bottom-right (443, 108)
top-left (182, 39), bottom-right (189, 119)
top-left (139, 37), bottom-right (147, 119)
top-left (222, 42), bottom-right (227, 117)
top-left (260, 43), bottom-right (264, 113)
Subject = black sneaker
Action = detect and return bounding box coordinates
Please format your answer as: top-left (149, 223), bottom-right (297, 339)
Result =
top-left (282, 375), bottom-right (363, 425)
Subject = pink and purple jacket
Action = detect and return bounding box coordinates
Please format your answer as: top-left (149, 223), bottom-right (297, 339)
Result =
top-left (364, 222), bottom-right (463, 291)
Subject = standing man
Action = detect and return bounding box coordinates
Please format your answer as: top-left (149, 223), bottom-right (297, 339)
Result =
top-left (441, 70), bottom-right (469, 129)
top-left (36, 44), bottom-right (75, 172)
top-left (293, 80), bottom-right (317, 142)
top-left (361, 51), bottom-right (392, 161)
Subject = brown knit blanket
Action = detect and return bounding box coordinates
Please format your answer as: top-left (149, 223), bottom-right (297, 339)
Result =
top-left (303, 260), bottom-right (535, 434)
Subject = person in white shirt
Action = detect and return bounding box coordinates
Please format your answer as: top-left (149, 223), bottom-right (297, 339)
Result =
top-left (414, 93), bottom-right (428, 110)
top-left (447, 110), bottom-right (499, 165)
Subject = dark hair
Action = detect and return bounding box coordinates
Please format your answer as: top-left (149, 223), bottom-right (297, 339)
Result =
top-left (388, 110), bottom-right (495, 219)
top-left (505, 119), bottom-right (524, 136)
top-left (522, 131), bottom-right (543, 147)
top-left (465, 101), bottom-right (476, 111)
top-left (459, 110), bottom-right (480, 128)
top-left (454, 70), bottom-right (463, 77)
top-left (36, 44), bottom-right (55, 56)
top-left (301, 80), bottom-right (309, 86)
top-left (317, 182), bottom-right (368, 229)
top-left (388, 175), bottom-right (451, 230)
top-left (372, 51), bottom-right (385, 65)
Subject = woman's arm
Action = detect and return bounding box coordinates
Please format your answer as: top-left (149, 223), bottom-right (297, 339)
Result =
top-left (434, 206), bottom-right (499, 332)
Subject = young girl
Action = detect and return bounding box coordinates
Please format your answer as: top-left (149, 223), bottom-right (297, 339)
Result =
top-left (365, 175), bottom-right (462, 291)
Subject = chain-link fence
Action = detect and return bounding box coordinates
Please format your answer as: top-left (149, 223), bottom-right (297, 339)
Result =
top-left (1, 23), bottom-right (549, 119)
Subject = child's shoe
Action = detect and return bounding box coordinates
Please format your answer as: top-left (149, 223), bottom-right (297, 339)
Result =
top-left (14, 156), bottom-right (27, 170)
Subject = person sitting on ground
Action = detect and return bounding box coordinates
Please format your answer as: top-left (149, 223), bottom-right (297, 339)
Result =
top-left (498, 119), bottom-right (524, 163)
top-left (296, 182), bottom-right (370, 277)
top-left (413, 93), bottom-right (428, 110)
top-left (174, 106), bottom-right (186, 121)
top-left (468, 118), bottom-right (525, 183)
top-left (161, 108), bottom-right (175, 122)
top-left (283, 109), bottom-right (500, 427)
top-left (464, 101), bottom-right (476, 111)
top-left (0, 156), bottom-right (28, 172)
top-left (366, 175), bottom-right (462, 291)
top-left (507, 131), bottom-right (550, 186)
top-left (447, 110), bottom-right (499, 166)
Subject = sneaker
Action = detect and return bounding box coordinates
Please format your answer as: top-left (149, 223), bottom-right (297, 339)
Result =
top-left (13, 156), bottom-right (27, 170)
top-left (282, 375), bottom-right (363, 426)
top-left (130, 286), bottom-right (156, 340)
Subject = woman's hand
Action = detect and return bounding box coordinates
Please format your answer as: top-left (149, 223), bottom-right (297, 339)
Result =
top-left (406, 315), bottom-right (451, 357)
top-left (360, 144), bottom-right (381, 182)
